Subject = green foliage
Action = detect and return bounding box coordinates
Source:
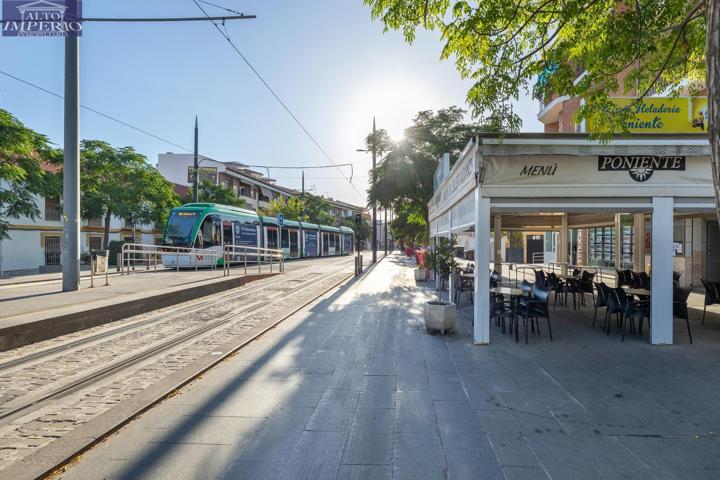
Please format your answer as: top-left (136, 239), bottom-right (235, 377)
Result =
top-left (302, 194), bottom-right (336, 225)
top-left (0, 109), bottom-right (61, 239)
top-left (427, 236), bottom-right (458, 287)
top-left (262, 196), bottom-right (306, 221)
top-left (367, 107), bottom-right (488, 241)
top-left (341, 216), bottom-right (370, 241)
top-left (363, 0), bottom-right (707, 136)
top-left (390, 201), bottom-right (427, 244)
top-left (182, 181), bottom-right (246, 208)
top-left (81, 140), bottom-right (180, 248)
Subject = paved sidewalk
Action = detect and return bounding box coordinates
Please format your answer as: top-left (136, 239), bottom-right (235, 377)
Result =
top-left (60, 253), bottom-right (720, 480)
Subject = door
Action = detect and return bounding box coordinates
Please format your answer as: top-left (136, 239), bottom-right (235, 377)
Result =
top-left (45, 236), bottom-right (61, 265)
top-left (526, 235), bottom-right (544, 263)
top-left (707, 222), bottom-right (720, 280)
top-left (288, 229), bottom-right (299, 258)
top-left (322, 233), bottom-right (329, 255)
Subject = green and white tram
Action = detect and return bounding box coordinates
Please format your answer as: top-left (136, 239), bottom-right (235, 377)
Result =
top-left (161, 203), bottom-right (355, 268)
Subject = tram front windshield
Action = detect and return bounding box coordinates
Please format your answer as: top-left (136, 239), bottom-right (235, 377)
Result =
top-left (164, 211), bottom-right (199, 246)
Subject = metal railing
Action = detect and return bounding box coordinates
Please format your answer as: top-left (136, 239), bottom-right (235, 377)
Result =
top-left (531, 252), bottom-right (544, 264)
top-left (222, 244), bottom-right (284, 276)
top-left (120, 243), bottom-right (222, 275)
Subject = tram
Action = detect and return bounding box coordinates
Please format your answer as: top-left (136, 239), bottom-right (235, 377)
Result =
top-left (161, 203), bottom-right (355, 268)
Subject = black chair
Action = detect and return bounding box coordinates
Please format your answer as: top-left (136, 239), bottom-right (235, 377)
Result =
top-left (593, 281), bottom-right (610, 327)
top-left (608, 287), bottom-right (648, 341)
top-left (490, 293), bottom-right (511, 333)
top-left (638, 272), bottom-right (650, 289)
top-left (534, 269), bottom-right (548, 289)
top-left (673, 271), bottom-right (682, 286)
top-left (700, 279), bottom-right (720, 325)
top-left (490, 270), bottom-right (501, 288)
top-left (572, 268), bottom-right (582, 277)
top-left (615, 269), bottom-right (631, 287)
top-left (673, 285), bottom-right (693, 344)
top-left (515, 287), bottom-right (553, 343)
top-left (579, 271), bottom-right (595, 307)
top-left (561, 277), bottom-right (581, 310)
top-left (454, 270), bottom-right (474, 307)
top-left (630, 271), bottom-right (643, 289)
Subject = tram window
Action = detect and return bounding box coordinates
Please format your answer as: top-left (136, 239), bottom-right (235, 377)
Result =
top-left (196, 215), bottom-right (221, 249)
top-left (329, 234), bottom-right (335, 248)
top-left (281, 229), bottom-right (289, 249)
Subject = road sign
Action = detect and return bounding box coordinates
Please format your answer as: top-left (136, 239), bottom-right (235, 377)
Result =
top-left (278, 213), bottom-right (284, 226)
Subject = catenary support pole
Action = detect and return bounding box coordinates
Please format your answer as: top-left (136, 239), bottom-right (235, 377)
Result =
top-left (614, 213), bottom-right (622, 271)
top-left (634, 213), bottom-right (646, 273)
top-left (193, 116), bottom-right (199, 203)
top-left (651, 197), bottom-right (674, 345)
top-left (371, 118), bottom-right (377, 263)
top-left (558, 213), bottom-right (568, 274)
top-left (62, 35), bottom-right (80, 292)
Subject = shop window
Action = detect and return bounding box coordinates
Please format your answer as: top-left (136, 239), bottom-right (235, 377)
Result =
top-left (89, 236), bottom-right (102, 251)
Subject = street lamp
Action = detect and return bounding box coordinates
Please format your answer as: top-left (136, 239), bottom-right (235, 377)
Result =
top-left (356, 118), bottom-right (377, 263)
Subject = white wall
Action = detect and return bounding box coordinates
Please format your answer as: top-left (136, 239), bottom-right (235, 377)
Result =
top-left (157, 153), bottom-right (225, 186)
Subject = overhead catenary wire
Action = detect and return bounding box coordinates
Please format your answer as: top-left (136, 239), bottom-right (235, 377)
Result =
top-left (191, 0), bottom-right (364, 199)
top-left (0, 69), bottom-right (192, 153)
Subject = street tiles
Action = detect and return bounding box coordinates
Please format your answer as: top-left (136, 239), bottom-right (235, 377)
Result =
top-left (61, 254), bottom-right (720, 480)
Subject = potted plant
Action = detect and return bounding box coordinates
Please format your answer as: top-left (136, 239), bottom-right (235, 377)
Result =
top-left (414, 265), bottom-right (425, 282)
top-left (424, 237), bottom-right (458, 334)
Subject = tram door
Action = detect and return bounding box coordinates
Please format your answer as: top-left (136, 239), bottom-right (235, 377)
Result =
top-left (222, 220), bottom-right (233, 246)
top-left (265, 227), bottom-right (279, 249)
top-left (322, 233), bottom-right (330, 256)
top-left (288, 229), bottom-right (299, 258)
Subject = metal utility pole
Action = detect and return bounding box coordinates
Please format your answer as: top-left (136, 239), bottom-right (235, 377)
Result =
top-left (371, 117), bottom-right (377, 264)
top-left (62, 35), bottom-right (80, 292)
top-left (193, 116), bottom-right (199, 203)
top-left (384, 208), bottom-right (388, 256)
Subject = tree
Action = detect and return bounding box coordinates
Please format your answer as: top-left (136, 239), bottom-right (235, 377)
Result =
top-left (389, 201), bottom-right (428, 245)
top-left (182, 181), bottom-right (246, 209)
top-left (0, 109), bottom-right (61, 239)
top-left (367, 107), bottom-right (489, 237)
top-left (364, 0), bottom-right (719, 219)
top-left (262, 196), bottom-right (306, 221)
top-left (341, 216), bottom-right (371, 241)
top-left (302, 193), bottom-right (336, 225)
top-left (81, 140), bottom-right (180, 248)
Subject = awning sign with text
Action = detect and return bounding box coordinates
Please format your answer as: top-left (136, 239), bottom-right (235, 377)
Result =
top-left (598, 155), bottom-right (685, 182)
top-left (588, 97), bottom-right (708, 133)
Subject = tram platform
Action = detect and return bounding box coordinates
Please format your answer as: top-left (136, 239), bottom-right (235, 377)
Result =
top-left (0, 262), bottom-right (292, 352)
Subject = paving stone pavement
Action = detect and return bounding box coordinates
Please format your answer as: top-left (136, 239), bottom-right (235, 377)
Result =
top-left (59, 253), bottom-right (720, 480)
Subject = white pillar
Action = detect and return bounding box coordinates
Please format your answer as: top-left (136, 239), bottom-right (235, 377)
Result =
top-left (614, 213), bottom-right (623, 270)
top-left (651, 197), bottom-right (674, 345)
top-left (493, 215), bottom-right (502, 276)
top-left (558, 213), bottom-right (568, 274)
top-left (473, 188), bottom-right (490, 345)
top-left (634, 213), bottom-right (646, 273)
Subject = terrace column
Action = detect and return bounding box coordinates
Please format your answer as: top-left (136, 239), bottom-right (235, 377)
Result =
top-left (448, 231), bottom-right (454, 305)
top-left (473, 187), bottom-right (490, 345)
top-left (493, 215), bottom-right (502, 276)
top-left (634, 213), bottom-right (646, 273)
top-left (614, 214), bottom-right (623, 270)
top-left (651, 197), bottom-right (674, 345)
top-left (558, 213), bottom-right (568, 274)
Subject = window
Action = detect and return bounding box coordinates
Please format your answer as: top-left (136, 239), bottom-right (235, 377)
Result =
top-left (44, 236), bottom-right (61, 265)
top-left (544, 232), bottom-right (556, 252)
top-left (196, 215), bottom-right (221, 248)
top-left (45, 197), bottom-right (60, 221)
top-left (281, 228), bottom-right (289, 249)
top-left (89, 236), bottom-right (102, 251)
top-left (87, 217), bottom-right (102, 227)
top-left (164, 211), bottom-right (199, 247)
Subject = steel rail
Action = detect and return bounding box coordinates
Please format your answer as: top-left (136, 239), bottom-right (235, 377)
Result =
top-left (0, 259), bottom-right (354, 425)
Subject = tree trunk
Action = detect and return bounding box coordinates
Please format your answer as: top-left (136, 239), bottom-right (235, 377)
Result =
top-left (709, 0), bottom-right (720, 224)
top-left (103, 208), bottom-right (112, 250)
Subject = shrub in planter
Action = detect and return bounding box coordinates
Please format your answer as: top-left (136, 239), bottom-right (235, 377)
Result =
top-left (426, 237), bottom-right (458, 294)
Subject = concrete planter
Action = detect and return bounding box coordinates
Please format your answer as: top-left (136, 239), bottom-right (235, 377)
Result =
top-left (424, 301), bottom-right (456, 335)
top-left (414, 268), bottom-right (425, 282)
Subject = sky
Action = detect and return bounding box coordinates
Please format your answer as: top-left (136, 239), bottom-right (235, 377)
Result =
top-left (0, 0), bottom-right (542, 206)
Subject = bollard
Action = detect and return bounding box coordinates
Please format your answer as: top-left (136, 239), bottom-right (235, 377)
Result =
top-left (116, 253), bottom-right (122, 273)
top-left (90, 255), bottom-right (95, 288)
top-left (244, 250), bottom-right (248, 276)
top-left (270, 253), bottom-right (273, 273)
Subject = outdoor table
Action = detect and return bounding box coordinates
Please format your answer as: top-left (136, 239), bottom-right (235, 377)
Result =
top-left (489, 287), bottom-right (525, 297)
top-left (624, 287), bottom-right (651, 297)
top-left (556, 274), bottom-right (579, 280)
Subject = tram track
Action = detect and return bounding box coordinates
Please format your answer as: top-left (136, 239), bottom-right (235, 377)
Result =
top-left (0, 260), bottom-right (328, 374)
top-left (0, 258), bottom-right (356, 427)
